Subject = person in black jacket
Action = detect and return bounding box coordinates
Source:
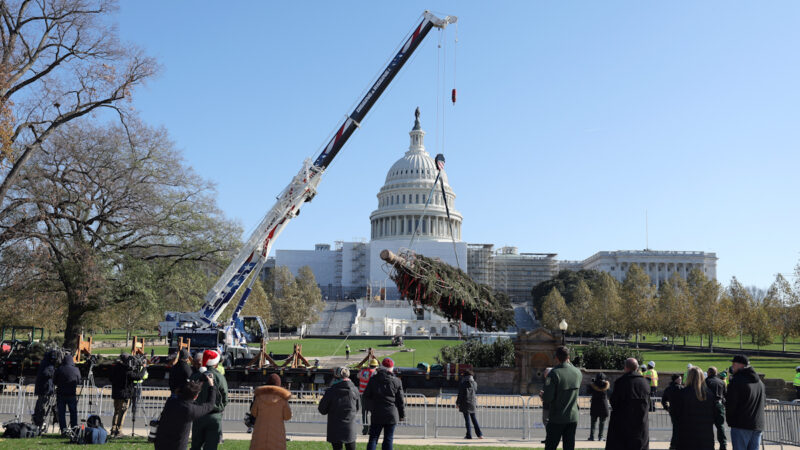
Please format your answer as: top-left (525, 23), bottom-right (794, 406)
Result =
top-left (170, 349), bottom-right (194, 396)
top-left (319, 366), bottom-right (360, 450)
top-left (706, 366), bottom-right (727, 450)
top-left (109, 354), bottom-right (145, 437)
top-left (363, 357), bottom-right (404, 450)
top-left (457, 369), bottom-right (482, 439)
top-left (154, 379), bottom-right (217, 450)
top-left (32, 350), bottom-right (57, 430)
top-left (54, 352), bottom-right (81, 433)
top-left (588, 373), bottom-right (610, 441)
top-left (673, 367), bottom-right (723, 450)
top-left (661, 374), bottom-right (683, 450)
top-left (726, 355), bottom-right (765, 450)
top-left (605, 358), bottom-right (650, 450)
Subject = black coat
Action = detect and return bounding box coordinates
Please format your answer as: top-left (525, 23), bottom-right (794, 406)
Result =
top-left (54, 357), bottom-right (81, 398)
top-left (605, 372), bottom-right (650, 450)
top-left (725, 366), bottom-right (765, 431)
top-left (673, 385), bottom-right (720, 450)
top-left (661, 381), bottom-right (683, 416)
top-left (457, 375), bottom-right (478, 414)
top-left (169, 360), bottom-right (193, 393)
top-left (154, 389), bottom-right (217, 450)
top-left (588, 380), bottom-right (610, 419)
top-left (706, 375), bottom-right (726, 403)
top-left (34, 353), bottom-right (55, 396)
top-left (363, 368), bottom-right (405, 425)
top-left (318, 379), bottom-right (360, 444)
top-left (111, 359), bottom-right (144, 400)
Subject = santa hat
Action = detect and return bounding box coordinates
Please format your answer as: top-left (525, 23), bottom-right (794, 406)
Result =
top-left (201, 349), bottom-right (220, 370)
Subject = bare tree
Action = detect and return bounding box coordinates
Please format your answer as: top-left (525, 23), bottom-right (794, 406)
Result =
top-left (0, 119), bottom-right (239, 350)
top-left (0, 0), bottom-right (157, 207)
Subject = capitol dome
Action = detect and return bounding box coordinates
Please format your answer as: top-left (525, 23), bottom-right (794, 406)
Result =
top-left (370, 109), bottom-right (462, 241)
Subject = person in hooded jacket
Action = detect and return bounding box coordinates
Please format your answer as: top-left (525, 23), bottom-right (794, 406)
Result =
top-left (706, 366), bottom-right (728, 450)
top-left (364, 357), bottom-right (405, 450)
top-left (672, 367), bottom-right (723, 450)
top-left (588, 373), bottom-right (610, 441)
top-left (605, 358), bottom-right (650, 450)
top-left (456, 368), bottom-right (482, 439)
top-left (169, 349), bottom-right (194, 396)
top-left (661, 374), bottom-right (683, 450)
top-left (726, 355), bottom-right (765, 450)
top-left (319, 367), bottom-right (360, 450)
top-left (189, 349), bottom-right (229, 450)
top-left (32, 350), bottom-right (57, 430)
top-left (250, 373), bottom-right (292, 450)
top-left (110, 353), bottom-right (145, 437)
top-left (53, 352), bottom-right (82, 433)
top-left (154, 379), bottom-right (217, 450)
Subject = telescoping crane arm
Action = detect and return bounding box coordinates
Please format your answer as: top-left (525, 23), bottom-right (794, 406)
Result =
top-left (192, 11), bottom-right (457, 332)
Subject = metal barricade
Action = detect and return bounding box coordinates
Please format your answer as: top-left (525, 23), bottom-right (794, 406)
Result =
top-left (763, 401), bottom-right (800, 446)
top-left (398, 393), bottom-right (428, 438)
top-left (223, 387), bottom-right (254, 423)
top-left (288, 390), bottom-right (326, 425)
top-left (435, 393), bottom-right (526, 438)
top-left (525, 395), bottom-right (543, 440)
top-left (131, 386), bottom-right (170, 422)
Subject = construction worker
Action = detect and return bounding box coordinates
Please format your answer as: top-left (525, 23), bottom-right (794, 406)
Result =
top-left (346, 345), bottom-right (351, 360)
top-left (358, 358), bottom-right (379, 435)
top-left (794, 366), bottom-right (800, 399)
top-left (644, 361), bottom-right (658, 411)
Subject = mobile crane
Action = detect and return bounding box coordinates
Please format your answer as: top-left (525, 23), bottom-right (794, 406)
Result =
top-left (159, 11), bottom-right (457, 364)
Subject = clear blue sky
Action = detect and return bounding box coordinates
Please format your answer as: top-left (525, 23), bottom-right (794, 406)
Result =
top-left (117, 2), bottom-right (800, 289)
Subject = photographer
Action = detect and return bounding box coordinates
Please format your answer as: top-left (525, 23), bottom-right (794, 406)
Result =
top-left (109, 353), bottom-right (146, 437)
top-left (54, 351), bottom-right (81, 434)
top-left (154, 378), bottom-right (217, 450)
top-left (32, 350), bottom-right (58, 431)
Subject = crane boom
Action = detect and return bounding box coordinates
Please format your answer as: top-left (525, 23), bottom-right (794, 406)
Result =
top-left (159, 11), bottom-right (457, 342)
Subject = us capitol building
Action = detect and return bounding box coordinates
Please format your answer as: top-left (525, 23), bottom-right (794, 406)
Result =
top-left (262, 110), bottom-right (718, 307)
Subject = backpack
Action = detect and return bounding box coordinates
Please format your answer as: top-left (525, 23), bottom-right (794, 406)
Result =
top-left (2, 422), bottom-right (40, 438)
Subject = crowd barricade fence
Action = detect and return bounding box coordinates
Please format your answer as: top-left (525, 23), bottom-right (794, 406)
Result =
top-left (435, 393), bottom-right (526, 438)
top-left (763, 401), bottom-right (800, 446)
top-left (397, 392), bottom-right (428, 438)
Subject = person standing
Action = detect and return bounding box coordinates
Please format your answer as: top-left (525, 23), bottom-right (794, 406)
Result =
top-left (169, 349), bottom-right (194, 396)
top-left (364, 357), bottom-right (405, 450)
top-left (154, 379), bottom-right (218, 450)
top-left (250, 374), bottom-right (292, 450)
top-left (661, 374), bottom-right (683, 450)
top-left (456, 368), bottom-right (483, 439)
top-left (53, 352), bottom-right (81, 434)
top-left (644, 361), bottom-right (658, 412)
top-left (538, 367), bottom-right (553, 445)
top-left (588, 373), bottom-right (610, 441)
top-left (32, 350), bottom-right (57, 431)
top-left (726, 355), bottom-right (765, 450)
top-left (345, 345), bottom-right (351, 360)
top-left (793, 366), bottom-right (800, 400)
top-left (189, 349), bottom-right (229, 450)
top-left (706, 366), bottom-right (728, 450)
top-left (110, 354), bottom-right (146, 437)
top-left (358, 359), bottom-right (379, 435)
top-left (605, 358), bottom-right (650, 450)
top-left (542, 346), bottom-right (582, 450)
top-left (672, 367), bottom-right (722, 450)
top-left (319, 367), bottom-right (360, 450)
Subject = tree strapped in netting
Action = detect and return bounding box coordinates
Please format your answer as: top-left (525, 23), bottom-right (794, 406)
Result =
top-left (380, 250), bottom-right (515, 332)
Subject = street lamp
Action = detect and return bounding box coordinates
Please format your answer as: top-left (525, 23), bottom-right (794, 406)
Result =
top-left (558, 319), bottom-right (568, 345)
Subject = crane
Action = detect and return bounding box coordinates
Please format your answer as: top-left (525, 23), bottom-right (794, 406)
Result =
top-left (159, 11), bottom-right (457, 363)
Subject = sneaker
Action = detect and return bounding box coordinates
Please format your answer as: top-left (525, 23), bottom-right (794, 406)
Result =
top-left (464, 435), bottom-right (472, 439)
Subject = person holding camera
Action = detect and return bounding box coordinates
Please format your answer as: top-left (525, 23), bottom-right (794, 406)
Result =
top-left (189, 349), bottom-right (229, 450)
top-left (170, 349), bottom-right (194, 396)
top-left (54, 351), bottom-right (81, 434)
top-left (32, 350), bottom-right (58, 431)
top-left (110, 353), bottom-right (147, 437)
top-left (154, 378), bottom-right (217, 450)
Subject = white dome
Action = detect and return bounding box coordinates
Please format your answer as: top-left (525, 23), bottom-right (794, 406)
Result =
top-left (369, 109), bottom-right (462, 242)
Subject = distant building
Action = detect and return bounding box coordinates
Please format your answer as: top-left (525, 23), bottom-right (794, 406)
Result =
top-left (579, 249), bottom-right (717, 287)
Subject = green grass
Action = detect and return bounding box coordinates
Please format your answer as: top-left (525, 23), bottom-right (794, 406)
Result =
top-left (0, 435), bottom-right (555, 449)
top-left (90, 330), bottom-right (160, 341)
top-left (631, 334), bottom-right (800, 352)
top-left (637, 349), bottom-right (799, 381)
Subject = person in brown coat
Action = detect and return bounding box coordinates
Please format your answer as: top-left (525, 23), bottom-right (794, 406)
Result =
top-left (250, 374), bottom-right (292, 450)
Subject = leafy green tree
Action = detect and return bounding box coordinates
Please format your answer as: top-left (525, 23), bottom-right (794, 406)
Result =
top-left (588, 272), bottom-right (622, 343)
top-left (657, 272), bottom-right (694, 349)
top-left (264, 265), bottom-right (322, 336)
top-left (541, 288), bottom-right (571, 332)
top-left (568, 280), bottom-right (593, 343)
top-left (766, 273), bottom-right (800, 352)
top-left (295, 266), bottom-right (324, 328)
top-left (689, 270), bottom-right (732, 353)
top-left (748, 300), bottom-right (774, 348)
top-left (436, 338), bottom-right (514, 367)
top-left (531, 269), bottom-right (606, 318)
top-left (728, 277), bottom-right (753, 350)
top-left (621, 264), bottom-right (655, 347)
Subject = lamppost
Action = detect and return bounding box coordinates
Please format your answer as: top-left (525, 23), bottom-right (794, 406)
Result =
top-left (558, 319), bottom-right (568, 345)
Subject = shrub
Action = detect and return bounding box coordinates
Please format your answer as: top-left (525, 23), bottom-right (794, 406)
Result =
top-left (572, 342), bottom-right (642, 370)
top-left (435, 338), bottom-right (515, 367)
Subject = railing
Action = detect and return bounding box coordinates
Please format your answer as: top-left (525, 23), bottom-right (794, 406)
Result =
top-left (763, 400), bottom-right (800, 446)
top-left (435, 393), bottom-right (526, 438)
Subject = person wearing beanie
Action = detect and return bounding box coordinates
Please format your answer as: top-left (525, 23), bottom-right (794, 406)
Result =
top-left (189, 349), bottom-right (229, 450)
top-left (661, 373), bottom-right (684, 450)
top-left (154, 379), bottom-right (217, 450)
top-left (587, 373), bottom-right (610, 441)
top-left (169, 349), bottom-right (194, 397)
top-left (364, 357), bottom-right (405, 450)
top-left (250, 374), bottom-right (292, 450)
top-left (357, 359), bottom-right (380, 435)
top-left (457, 368), bottom-right (483, 439)
top-left (319, 367), bottom-right (360, 450)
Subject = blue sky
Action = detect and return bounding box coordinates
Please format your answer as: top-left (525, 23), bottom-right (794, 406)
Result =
top-left (117, 2), bottom-right (800, 289)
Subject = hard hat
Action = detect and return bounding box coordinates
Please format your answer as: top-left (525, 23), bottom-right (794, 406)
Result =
top-left (687, 363), bottom-right (693, 368)
top-left (648, 361), bottom-right (655, 368)
top-left (369, 359), bottom-right (379, 368)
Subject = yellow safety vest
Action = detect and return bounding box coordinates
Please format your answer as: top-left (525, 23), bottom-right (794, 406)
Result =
top-left (645, 369), bottom-right (658, 387)
top-left (793, 372), bottom-right (800, 387)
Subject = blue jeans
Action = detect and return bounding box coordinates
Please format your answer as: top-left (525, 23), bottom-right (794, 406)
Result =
top-left (463, 412), bottom-right (483, 438)
top-left (730, 428), bottom-right (761, 450)
top-left (57, 396), bottom-right (78, 431)
top-left (366, 423), bottom-right (396, 450)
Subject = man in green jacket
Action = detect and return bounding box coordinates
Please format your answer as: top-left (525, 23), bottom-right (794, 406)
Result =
top-left (542, 346), bottom-right (582, 450)
top-left (189, 350), bottom-right (229, 450)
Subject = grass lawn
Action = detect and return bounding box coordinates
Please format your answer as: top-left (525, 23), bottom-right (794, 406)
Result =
top-left (0, 435), bottom-right (556, 449)
top-left (90, 330), bottom-right (159, 341)
top-left (630, 334), bottom-right (800, 352)
top-left (637, 349), bottom-right (800, 381)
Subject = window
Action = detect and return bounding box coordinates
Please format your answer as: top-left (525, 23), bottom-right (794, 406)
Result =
top-left (402, 194), bottom-right (405, 204)
top-left (416, 194), bottom-right (419, 203)
top-left (422, 195), bottom-right (426, 203)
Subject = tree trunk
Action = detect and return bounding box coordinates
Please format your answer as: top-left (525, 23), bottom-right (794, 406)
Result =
top-left (709, 333), bottom-right (714, 353)
top-left (579, 332), bottom-right (583, 345)
top-left (783, 336), bottom-right (786, 353)
top-left (683, 336), bottom-right (686, 346)
top-left (739, 331), bottom-right (743, 350)
top-left (635, 329), bottom-right (640, 348)
top-left (700, 335), bottom-right (703, 348)
top-left (671, 336), bottom-right (675, 351)
top-left (63, 308), bottom-right (84, 352)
